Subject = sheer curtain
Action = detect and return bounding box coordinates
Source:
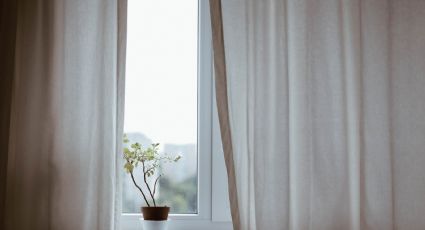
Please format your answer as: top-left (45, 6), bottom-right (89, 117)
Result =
top-left (0, 0), bottom-right (127, 229)
top-left (210, 0), bottom-right (425, 229)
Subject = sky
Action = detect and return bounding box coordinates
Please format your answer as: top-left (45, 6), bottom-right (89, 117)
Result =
top-left (124, 0), bottom-right (198, 144)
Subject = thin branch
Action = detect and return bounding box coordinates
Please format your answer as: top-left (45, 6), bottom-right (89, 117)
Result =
top-left (142, 161), bottom-right (156, 206)
top-left (144, 165), bottom-right (156, 174)
top-left (130, 171), bottom-right (150, 207)
top-left (152, 175), bottom-right (161, 198)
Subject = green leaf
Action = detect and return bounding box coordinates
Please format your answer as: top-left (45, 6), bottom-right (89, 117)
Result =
top-left (124, 162), bottom-right (134, 173)
top-left (174, 155), bottom-right (182, 162)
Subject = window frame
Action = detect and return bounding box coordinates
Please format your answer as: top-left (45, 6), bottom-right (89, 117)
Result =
top-left (120, 0), bottom-right (232, 229)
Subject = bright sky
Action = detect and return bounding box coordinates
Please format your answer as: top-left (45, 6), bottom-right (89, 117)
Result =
top-left (124, 0), bottom-right (198, 144)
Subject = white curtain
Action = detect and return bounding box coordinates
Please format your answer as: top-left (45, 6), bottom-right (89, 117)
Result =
top-left (0, 0), bottom-right (127, 229)
top-left (212, 0), bottom-right (425, 229)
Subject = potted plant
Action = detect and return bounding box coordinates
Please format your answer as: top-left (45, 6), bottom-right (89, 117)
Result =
top-left (123, 134), bottom-right (181, 230)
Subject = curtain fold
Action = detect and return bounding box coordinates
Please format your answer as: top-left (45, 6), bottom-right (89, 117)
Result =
top-left (0, 0), bottom-right (18, 228)
top-left (1, 0), bottom-right (127, 229)
top-left (211, 0), bottom-right (425, 229)
top-left (209, 1), bottom-right (241, 230)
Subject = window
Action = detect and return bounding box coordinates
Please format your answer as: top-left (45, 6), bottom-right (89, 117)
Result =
top-left (121, 0), bottom-right (231, 229)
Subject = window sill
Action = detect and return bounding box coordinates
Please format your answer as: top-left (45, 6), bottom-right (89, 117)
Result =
top-left (120, 214), bottom-right (233, 230)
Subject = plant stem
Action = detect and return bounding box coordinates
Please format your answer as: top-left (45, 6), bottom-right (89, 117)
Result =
top-left (130, 171), bottom-right (150, 207)
top-left (152, 175), bottom-right (161, 198)
top-left (142, 161), bottom-right (156, 206)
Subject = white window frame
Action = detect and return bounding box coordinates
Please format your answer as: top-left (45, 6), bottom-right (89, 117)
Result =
top-left (120, 0), bottom-right (232, 229)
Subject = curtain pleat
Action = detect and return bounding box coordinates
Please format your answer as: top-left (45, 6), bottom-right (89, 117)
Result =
top-left (211, 0), bottom-right (425, 229)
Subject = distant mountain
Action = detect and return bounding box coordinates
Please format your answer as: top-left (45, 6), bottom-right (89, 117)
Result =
top-left (126, 132), bottom-right (152, 147)
top-left (163, 143), bottom-right (197, 182)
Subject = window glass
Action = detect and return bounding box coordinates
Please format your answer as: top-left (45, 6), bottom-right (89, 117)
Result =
top-left (123, 0), bottom-right (198, 214)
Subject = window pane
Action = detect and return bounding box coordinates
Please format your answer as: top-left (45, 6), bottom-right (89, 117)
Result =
top-left (123, 0), bottom-right (198, 214)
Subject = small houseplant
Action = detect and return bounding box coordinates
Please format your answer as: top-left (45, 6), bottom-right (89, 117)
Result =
top-left (123, 134), bottom-right (181, 228)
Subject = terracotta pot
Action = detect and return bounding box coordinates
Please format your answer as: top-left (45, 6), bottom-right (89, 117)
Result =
top-left (141, 206), bottom-right (170, 221)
